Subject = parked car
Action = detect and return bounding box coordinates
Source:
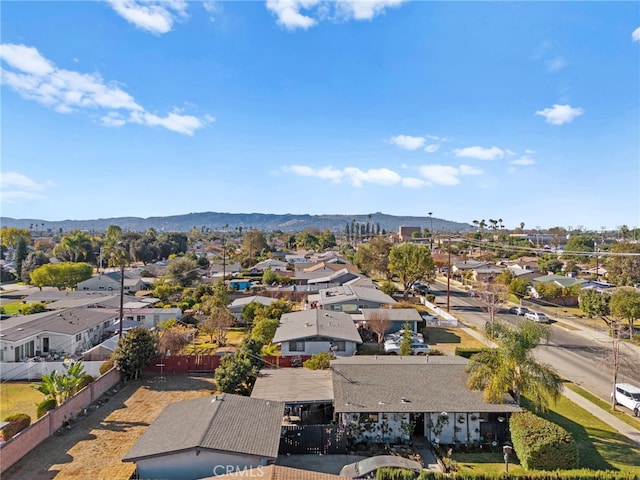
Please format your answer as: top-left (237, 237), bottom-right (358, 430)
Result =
top-left (612, 383), bottom-right (640, 416)
top-left (509, 306), bottom-right (530, 316)
top-left (384, 341), bottom-right (431, 355)
top-left (524, 311), bottom-right (551, 323)
top-left (421, 312), bottom-right (439, 323)
top-left (384, 330), bottom-right (424, 344)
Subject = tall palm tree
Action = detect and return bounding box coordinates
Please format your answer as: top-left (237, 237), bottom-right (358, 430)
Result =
top-left (466, 320), bottom-right (563, 411)
top-left (60, 230), bottom-right (91, 262)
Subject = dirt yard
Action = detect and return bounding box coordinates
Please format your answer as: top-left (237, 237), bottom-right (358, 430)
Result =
top-left (3, 374), bottom-right (216, 480)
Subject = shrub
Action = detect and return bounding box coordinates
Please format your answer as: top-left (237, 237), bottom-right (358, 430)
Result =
top-left (454, 347), bottom-right (490, 359)
top-left (76, 373), bottom-right (95, 392)
top-left (510, 411), bottom-right (579, 471)
top-left (303, 351), bottom-right (334, 370)
top-left (2, 413), bottom-right (31, 440)
top-left (99, 360), bottom-right (114, 375)
top-left (36, 398), bottom-right (57, 419)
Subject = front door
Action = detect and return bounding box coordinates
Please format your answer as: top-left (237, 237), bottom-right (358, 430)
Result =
top-left (43, 337), bottom-right (50, 353)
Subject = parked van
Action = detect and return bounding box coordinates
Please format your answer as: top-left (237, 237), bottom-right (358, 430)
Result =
top-left (612, 383), bottom-right (640, 416)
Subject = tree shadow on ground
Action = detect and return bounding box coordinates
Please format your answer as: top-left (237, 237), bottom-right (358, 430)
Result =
top-left (137, 374), bottom-right (216, 393)
top-left (98, 419), bottom-right (149, 432)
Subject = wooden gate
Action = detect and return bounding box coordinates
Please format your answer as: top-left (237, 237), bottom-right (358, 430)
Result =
top-left (279, 424), bottom-right (347, 455)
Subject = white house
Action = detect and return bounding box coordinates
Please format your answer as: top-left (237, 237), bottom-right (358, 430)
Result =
top-left (309, 285), bottom-right (396, 312)
top-left (77, 272), bottom-right (145, 293)
top-left (273, 309), bottom-right (362, 357)
top-left (123, 394), bottom-right (284, 479)
top-left (0, 307), bottom-right (118, 362)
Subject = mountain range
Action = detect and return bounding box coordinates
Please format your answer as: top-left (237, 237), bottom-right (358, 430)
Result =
top-left (1, 212), bottom-right (473, 234)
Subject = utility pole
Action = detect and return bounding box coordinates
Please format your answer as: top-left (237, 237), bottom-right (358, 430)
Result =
top-left (118, 262), bottom-right (124, 340)
top-left (594, 241), bottom-right (599, 281)
top-left (447, 235), bottom-right (451, 313)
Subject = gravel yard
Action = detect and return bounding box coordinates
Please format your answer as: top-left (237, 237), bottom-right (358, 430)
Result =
top-left (3, 375), bottom-right (216, 480)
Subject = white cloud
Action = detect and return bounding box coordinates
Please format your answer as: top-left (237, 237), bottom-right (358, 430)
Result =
top-left (0, 172), bottom-right (51, 203)
top-left (453, 146), bottom-right (505, 161)
top-left (203, 1), bottom-right (221, 21)
top-left (458, 164), bottom-right (482, 175)
top-left (287, 165), bottom-right (343, 182)
top-left (106, 0), bottom-right (188, 34)
top-left (266, 0), bottom-right (320, 30)
top-left (285, 165), bottom-right (400, 187)
top-left (424, 144), bottom-right (439, 153)
top-left (335, 0), bottom-right (406, 20)
top-left (535, 104), bottom-right (584, 125)
top-left (546, 56), bottom-right (567, 72)
top-left (389, 134), bottom-right (425, 150)
top-left (633, 27), bottom-right (640, 42)
top-left (343, 167), bottom-right (401, 187)
top-left (510, 156), bottom-right (535, 166)
top-left (0, 43), bottom-right (210, 135)
top-left (402, 177), bottom-right (428, 188)
top-left (525, 149), bottom-right (536, 154)
top-left (266, 0), bottom-right (405, 30)
top-left (418, 165), bottom-right (461, 186)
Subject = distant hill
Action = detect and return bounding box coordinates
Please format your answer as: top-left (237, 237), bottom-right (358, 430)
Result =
top-left (1, 211), bottom-right (473, 233)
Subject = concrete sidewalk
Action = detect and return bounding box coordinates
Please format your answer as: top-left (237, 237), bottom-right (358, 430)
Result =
top-left (562, 388), bottom-right (640, 446)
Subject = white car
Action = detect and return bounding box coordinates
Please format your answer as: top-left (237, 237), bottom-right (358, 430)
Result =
top-left (384, 330), bottom-right (424, 343)
top-left (384, 341), bottom-right (431, 355)
top-left (524, 311), bottom-right (551, 323)
top-left (612, 383), bottom-right (640, 417)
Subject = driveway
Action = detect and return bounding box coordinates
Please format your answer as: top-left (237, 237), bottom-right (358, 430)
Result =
top-left (276, 454), bottom-right (368, 475)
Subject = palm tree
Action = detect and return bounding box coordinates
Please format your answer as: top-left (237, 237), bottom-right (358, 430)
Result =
top-left (60, 230), bottom-right (91, 262)
top-left (466, 320), bottom-right (563, 411)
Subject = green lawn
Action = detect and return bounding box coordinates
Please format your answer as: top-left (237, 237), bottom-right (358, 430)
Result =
top-left (0, 382), bottom-right (44, 422)
top-left (566, 383), bottom-right (640, 431)
top-left (1, 302), bottom-right (22, 315)
top-left (453, 396), bottom-right (640, 476)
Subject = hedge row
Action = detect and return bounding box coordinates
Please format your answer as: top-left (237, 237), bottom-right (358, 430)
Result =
top-left (415, 472), bottom-right (638, 480)
top-left (36, 398), bottom-right (58, 419)
top-left (454, 347), bottom-right (490, 359)
top-left (1, 413), bottom-right (31, 441)
top-left (510, 411), bottom-right (579, 471)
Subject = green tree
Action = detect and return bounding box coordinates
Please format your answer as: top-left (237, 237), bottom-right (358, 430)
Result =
top-left (158, 323), bottom-right (194, 356)
top-left (303, 351), bottom-right (333, 370)
top-left (14, 236), bottom-right (28, 281)
top-left (388, 243), bottom-right (435, 300)
top-left (166, 256), bottom-right (199, 287)
top-left (56, 230), bottom-right (92, 262)
top-left (214, 338), bottom-right (264, 395)
top-left (562, 234), bottom-right (594, 263)
top-left (0, 227), bottom-right (31, 248)
top-left (262, 267), bottom-right (279, 286)
top-left (537, 254), bottom-right (563, 274)
top-left (610, 287), bottom-right (640, 336)
top-left (399, 323), bottom-right (413, 356)
top-left (317, 229), bottom-right (337, 250)
top-left (35, 361), bottom-right (86, 405)
top-left (580, 289), bottom-right (611, 318)
top-left (112, 327), bottom-right (157, 380)
top-left (296, 231), bottom-right (319, 251)
top-left (20, 251), bottom-right (50, 284)
top-left (378, 280), bottom-right (396, 297)
top-left (466, 320), bottom-right (562, 411)
top-left (606, 242), bottom-right (640, 287)
top-left (251, 317), bottom-right (280, 344)
top-left (30, 262), bottom-right (93, 290)
top-left (242, 229), bottom-right (269, 260)
top-left (353, 237), bottom-right (393, 279)
top-left (508, 278), bottom-right (530, 298)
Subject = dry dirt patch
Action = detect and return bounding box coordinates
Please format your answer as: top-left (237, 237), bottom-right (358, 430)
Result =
top-left (3, 374), bottom-right (216, 480)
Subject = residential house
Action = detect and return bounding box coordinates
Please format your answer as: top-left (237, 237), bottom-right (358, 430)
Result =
top-left (252, 259), bottom-right (288, 272)
top-left (229, 295), bottom-right (278, 322)
top-left (123, 394), bottom-right (284, 480)
top-left (77, 272), bottom-right (145, 293)
top-left (251, 368), bottom-right (334, 424)
top-left (359, 308), bottom-right (422, 335)
top-left (451, 260), bottom-right (490, 277)
top-left (309, 285), bottom-right (396, 313)
top-left (331, 356), bottom-right (521, 446)
top-left (272, 309), bottom-right (362, 357)
top-left (0, 307), bottom-right (118, 362)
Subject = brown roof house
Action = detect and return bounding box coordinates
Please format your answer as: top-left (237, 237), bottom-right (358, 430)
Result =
top-left (123, 394), bottom-right (284, 479)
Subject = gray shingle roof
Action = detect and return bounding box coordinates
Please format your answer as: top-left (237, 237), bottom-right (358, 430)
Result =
top-left (251, 368), bottom-right (334, 403)
top-left (361, 308), bottom-right (422, 322)
top-left (317, 285), bottom-right (395, 306)
top-left (272, 310), bottom-right (362, 344)
top-left (331, 357), bottom-right (521, 414)
top-left (123, 394), bottom-right (284, 462)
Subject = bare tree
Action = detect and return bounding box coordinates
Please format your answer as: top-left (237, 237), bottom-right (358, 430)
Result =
top-left (479, 281), bottom-right (507, 329)
top-left (367, 310), bottom-right (392, 348)
top-left (199, 306), bottom-right (235, 346)
top-left (158, 324), bottom-right (195, 356)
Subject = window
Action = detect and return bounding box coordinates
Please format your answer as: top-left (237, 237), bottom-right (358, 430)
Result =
top-left (76, 334), bottom-right (81, 341)
top-left (104, 321), bottom-right (110, 328)
top-left (332, 341), bottom-right (346, 351)
top-left (362, 413), bottom-right (378, 422)
top-left (289, 341), bottom-right (305, 352)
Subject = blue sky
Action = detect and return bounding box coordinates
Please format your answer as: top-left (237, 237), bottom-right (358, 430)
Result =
top-left (1, 1), bottom-right (639, 231)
